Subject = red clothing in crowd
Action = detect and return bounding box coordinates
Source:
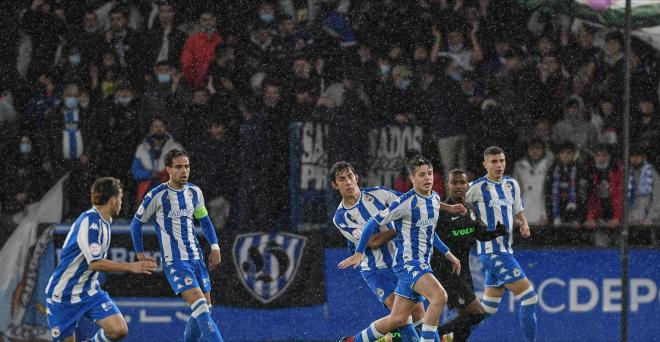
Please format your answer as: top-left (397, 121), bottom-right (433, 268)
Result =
top-left (181, 31), bottom-right (223, 89)
top-left (586, 160), bottom-right (623, 222)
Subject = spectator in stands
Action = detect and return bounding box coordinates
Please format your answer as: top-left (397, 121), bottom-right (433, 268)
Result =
top-left (514, 139), bottom-right (553, 225)
top-left (26, 72), bottom-right (62, 141)
top-left (90, 48), bottom-right (126, 100)
top-left (142, 1), bottom-right (187, 73)
top-left (131, 117), bottom-right (183, 203)
top-left (552, 95), bottom-right (598, 156)
top-left (596, 97), bottom-right (622, 148)
top-left (628, 148), bottom-right (660, 226)
top-left (140, 60), bottom-right (189, 128)
top-left (67, 9), bottom-right (104, 67)
top-left (181, 11), bottom-right (223, 89)
top-left (528, 52), bottom-right (571, 122)
top-left (633, 96), bottom-right (660, 168)
top-left (21, 0), bottom-right (66, 80)
top-left (596, 31), bottom-right (625, 99)
top-left (42, 84), bottom-right (95, 174)
top-left (55, 45), bottom-right (89, 88)
top-left (545, 142), bottom-right (589, 228)
top-left (433, 21), bottom-right (483, 76)
top-left (104, 6), bottom-right (142, 83)
top-left (585, 144), bottom-right (623, 246)
top-left (2, 134), bottom-right (50, 214)
top-left (289, 80), bottom-right (317, 122)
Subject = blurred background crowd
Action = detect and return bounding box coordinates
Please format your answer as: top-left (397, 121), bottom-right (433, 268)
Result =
top-left (0, 0), bottom-right (658, 248)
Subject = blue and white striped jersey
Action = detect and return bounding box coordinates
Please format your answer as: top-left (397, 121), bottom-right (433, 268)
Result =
top-left (333, 187), bottom-right (400, 271)
top-left (46, 207), bottom-right (111, 303)
top-left (466, 175), bottom-right (524, 254)
top-left (371, 189), bottom-right (442, 266)
top-left (135, 182), bottom-right (206, 262)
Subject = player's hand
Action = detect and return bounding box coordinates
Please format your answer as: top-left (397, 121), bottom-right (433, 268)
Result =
top-left (129, 260), bottom-right (158, 274)
top-left (495, 221), bottom-right (506, 236)
top-left (449, 204), bottom-right (468, 215)
top-left (137, 253), bottom-right (157, 262)
top-left (446, 252), bottom-right (461, 275)
top-left (208, 249), bottom-right (221, 270)
top-left (337, 253), bottom-right (362, 269)
top-left (520, 222), bottom-right (531, 238)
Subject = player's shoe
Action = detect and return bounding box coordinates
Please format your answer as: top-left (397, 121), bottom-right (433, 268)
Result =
top-left (337, 337), bottom-right (354, 342)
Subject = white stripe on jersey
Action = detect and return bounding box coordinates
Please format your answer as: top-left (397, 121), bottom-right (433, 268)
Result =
top-left (169, 191), bottom-right (190, 260)
top-left (182, 189), bottom-right (201, 260)
top-left (51, 255), bottom-right (84, 303)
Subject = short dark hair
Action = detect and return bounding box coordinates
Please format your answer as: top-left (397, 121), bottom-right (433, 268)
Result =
top-left (407, 156), bottom-right (433, 175)
top-left (557, 141), bottom-right (576, 153)
top-left (594, 144), bottom-right (611, 155)
top-left (110, 6), bottom-right (129, 17)
top-left (91, 177), bottom-right (122, 205)
top-left (484, 146), bottom-right (504, 159)
top-left (329, 161), bottom-right (355, 183)
top-left (448, 169), bottom-right (468, 180)
top-left (165, 149), bottom-right (188, 167)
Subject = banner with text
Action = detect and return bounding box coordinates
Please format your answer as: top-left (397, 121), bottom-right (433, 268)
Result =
top-left (366, 125), bottom-right (424, 188)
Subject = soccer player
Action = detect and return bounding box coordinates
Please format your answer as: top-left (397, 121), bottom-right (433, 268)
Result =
top-left (339, 157), bottom-right (466, 342)
top-left (466, 146), bottom-right (537, 342)
top-left (432, 169), bottom-right (506, 341)
top-left (330, 161), bottom-right (424, 341)
top-left (45, 177), bottom-right (158, 342)
top-left (130, 149), bottom-right (224, 342)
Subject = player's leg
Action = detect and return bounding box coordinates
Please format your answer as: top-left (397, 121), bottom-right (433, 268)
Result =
top-left (412, 273), bottom-right (448, 342)
top-left (436, 275), bottom-right (485, 342)
top-left (383, 293), bottom-right (419, 342)
top-left (351, 295), bottom-right (416, 342)
top-left (93, 313), bottom-right (128, 341)
top-left (482, 286), bottom-right (505, 318)
top-left (368, 268), bottom-right (419, 342)
top-left (46, 301), bottom-right (78, 342)
top-left (505, 277), bottom-right (537, 342)
top-left (181, 287), bottom-right (223, 342)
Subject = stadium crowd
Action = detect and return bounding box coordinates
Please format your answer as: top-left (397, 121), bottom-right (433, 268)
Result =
top-left (0, 0), bottom-right (658, 247)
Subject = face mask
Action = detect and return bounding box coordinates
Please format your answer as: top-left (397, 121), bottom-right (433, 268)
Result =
top-left (116, 96), bottom-right (132, 106)
top-left (595, 161), bottom-right (610, 171)
top-left (20, 143), bottom-right (32, 154)
top-left (260, 14), bottom-right (274, 23)
top-left (64, 96), bottom-right (78, 109)
top-left (204, 26), bottom-right (216, 34)
top-left (157, 73), bottom-right (172, 84)
top-left (379, 64), bottom-right (391, 75)
top-left (450, 71), bottom-right (462, 82)
top-left (399, 79), bottom-right (411, 90)
top-left (68, 54), bottom-right (81, 65)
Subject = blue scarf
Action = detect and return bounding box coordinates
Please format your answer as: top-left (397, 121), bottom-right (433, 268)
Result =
top-left (628, 161), bottom-right (654, 203)
top-left (551, 164), bottom-right (577, 220)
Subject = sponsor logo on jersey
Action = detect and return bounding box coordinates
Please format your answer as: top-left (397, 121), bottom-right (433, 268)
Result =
top-left (233, 232), bottom-right (307, 304)
top-left (488, 198), bottom-right (514, 208)
top-left (167, 208), bottom-right (194, 218)
top-left (451, 227), bottom-right (475, 237)
top-left (89, 243), bottom-right (102, 257)
top-left (416, 218), bottom-right (437, 227)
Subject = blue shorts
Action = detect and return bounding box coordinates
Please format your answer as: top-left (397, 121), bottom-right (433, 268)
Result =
top-left (480, 252), bottom-right (527, 287)
top-left (392, 260), bottom-right (434, 302)
top-left (163, 258), bottom-right (211, 295)
top-left (46, 290), bottom-right (120, 341)
top-left (361, 267), bottom-right (399, 306)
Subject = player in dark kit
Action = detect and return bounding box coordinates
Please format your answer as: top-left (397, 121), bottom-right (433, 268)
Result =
top-left (432, 169), bottom-right (505, 341)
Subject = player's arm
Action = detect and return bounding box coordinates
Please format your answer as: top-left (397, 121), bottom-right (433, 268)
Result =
top-left (512, 179), bottom-right (531, 238)
top-left (433, 232), bottom-right (461, 274)
top-left (515, 212), bottom-right (531, 238)
top-left (440, 201), bottom-right (467, 215)
top-left (367, 229), bottom-right (396, 249)
top-left (88, 259), bottom-right (157, 274)
top-left (193, 188), bottom-right (221, 269)
top-left (131, 193), bottom-right (157, 261)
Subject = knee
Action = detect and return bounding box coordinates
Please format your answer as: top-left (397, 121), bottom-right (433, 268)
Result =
top-left (427, 287), bottom-right (448, 308)
top-left (105, 321), bottom-right (129, 340)
top-left (390, 312), bottom-right (410, 327)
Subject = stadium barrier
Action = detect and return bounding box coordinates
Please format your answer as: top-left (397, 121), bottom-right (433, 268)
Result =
top-left (2, 223), bottom-right (659, 341)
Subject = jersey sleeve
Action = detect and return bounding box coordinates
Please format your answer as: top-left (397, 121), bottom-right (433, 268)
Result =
top-left (374, 187), bottom-right (402, 205)
top-left (332, 213), bottom-right (359, 244)
top-left (191, 186), bottom-right (209, 219)
top-left (372, 198), bottom-right (408, 227)
top-left (77, 216), bottom-right (103, 263)
top-left (511, 179), bottom-right (525, 214)
top-left (135, 191), bottom-right (158, 223)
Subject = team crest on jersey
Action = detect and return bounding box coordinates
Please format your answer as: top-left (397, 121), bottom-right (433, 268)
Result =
top-left (89, 243), bottom-right (102, 256)
top-left (379, 209), bottom-right (390, 218)
top-left (470, 211), bottom-right (476, 221)
top-left (513, 267), bottom-right (522, 277)
top-left (351, 228), bottom-right (362, 240)
top-left (52, 326), bottom-right (60, 338)
top-left (365, 194), bottom-right (374, 202)
top-left (233, 232), bottom-right (307, 304)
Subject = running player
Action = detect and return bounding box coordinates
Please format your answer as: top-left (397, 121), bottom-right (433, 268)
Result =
top-left (432, 169), bottom-right (505, 341)
top-left (339, 157), bottom-right (466, 342)
top-left (466, 146), bottom-right (537, 342)
top-left (130, 149), bottom-right (224, 342)
top-left (45, 177), bottom-right (157, 342)
top-left (331, 161), bottom-right (423, 341)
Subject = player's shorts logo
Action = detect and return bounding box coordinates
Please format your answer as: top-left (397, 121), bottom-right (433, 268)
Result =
top-left (376, 288), bottom-right (384, 298)
top-left (513, 267), bottom-right (522, 277)
top-left (419, 263), bottom-right (429, 270)
top-left (52, 326), bottom-right (60, 338)
top-left (101, 301), bottom-right (113, 311)
top-left (233, 232), bottom-right (307, 304)
top-left (184, 276), bottom-right (193, 286)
